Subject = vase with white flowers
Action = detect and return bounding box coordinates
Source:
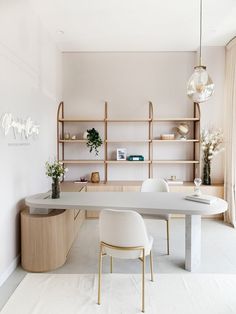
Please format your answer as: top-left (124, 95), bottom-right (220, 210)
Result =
top-left (200, 129), bottom-right (223, 185)
top-left (45, 160), bottom-right (68, 198)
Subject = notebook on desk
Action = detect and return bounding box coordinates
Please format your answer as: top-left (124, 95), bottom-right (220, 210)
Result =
top-left (185, 194), bottom-right (217, 205)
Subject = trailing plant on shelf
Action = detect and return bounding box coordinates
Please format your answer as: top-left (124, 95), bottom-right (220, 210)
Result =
top-left (200, 128), bottom-right (223, 185)
top-left (45, 160), bottom-right (68, 198)
top-left (85, 128), bottom-right (102, 156)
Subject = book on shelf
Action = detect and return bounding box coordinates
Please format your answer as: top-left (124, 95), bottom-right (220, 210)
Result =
top-left (165, 178), bottom-right (183, 185)
top-left (185, 194), bottom-right (217, 205)
top-left (127, 155), bottom-right (144, 161)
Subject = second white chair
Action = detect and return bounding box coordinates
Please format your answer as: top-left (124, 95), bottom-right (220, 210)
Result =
top-left (141, 178), bottom-right (170, 255)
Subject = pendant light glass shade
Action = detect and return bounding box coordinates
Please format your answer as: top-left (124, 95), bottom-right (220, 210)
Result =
top-left (187, 65), bottom-right (214, 102)
top-left (187, 0), bottom-right (214, 103)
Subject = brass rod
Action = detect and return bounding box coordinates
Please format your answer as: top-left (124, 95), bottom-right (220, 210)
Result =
top-left (150, 250), bottom-right (154, 282)
top-left (110, 256), bottom-right (113, 273)
top-left (142, 248), bottom-right (145, 312)
top-left (98, 243), bottom-right (103, 305)
top-left (166, 220), bottom-right (170, 255)
top-left (104, 102), bottom-right (108, 182)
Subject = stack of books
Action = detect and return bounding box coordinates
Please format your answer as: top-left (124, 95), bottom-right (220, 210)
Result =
top-left (185, 194), bottom-right (217, 205)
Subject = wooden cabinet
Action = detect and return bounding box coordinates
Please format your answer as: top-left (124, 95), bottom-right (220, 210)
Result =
top-left (21, 209), bottom-right (68, 272)
top-left (21, 208), bottom-right (86, 272)
top-left (21, 183), bottom-right (86, 272)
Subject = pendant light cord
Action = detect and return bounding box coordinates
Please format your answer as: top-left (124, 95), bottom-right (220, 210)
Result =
top-left (199, 0), bottom-right (202, 66)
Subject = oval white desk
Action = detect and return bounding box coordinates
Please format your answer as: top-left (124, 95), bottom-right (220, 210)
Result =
top-left (25, 192), bottom-right (228, 272)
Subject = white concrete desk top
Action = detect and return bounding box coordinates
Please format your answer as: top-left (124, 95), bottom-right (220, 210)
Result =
top-left (25, 192), bottom-right (228, 216)
top-left (25, 191), bottom-right (228, 272)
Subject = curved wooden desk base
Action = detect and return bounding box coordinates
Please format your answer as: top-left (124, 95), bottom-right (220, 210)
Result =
top-left (21, 208), bottom-right (85, 272)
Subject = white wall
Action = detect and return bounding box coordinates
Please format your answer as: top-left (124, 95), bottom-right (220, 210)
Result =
top-left (62, 50), bottom-right (225, 182)
top-left (0, 0), bottom-right (62, 285)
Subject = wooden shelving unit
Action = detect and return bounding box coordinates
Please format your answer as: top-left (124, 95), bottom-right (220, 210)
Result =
top-left (57, 101), bottom-right (201, 182)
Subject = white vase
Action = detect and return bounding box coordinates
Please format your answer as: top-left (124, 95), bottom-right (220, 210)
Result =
top-left (83, 131), bottom-right (88, 140)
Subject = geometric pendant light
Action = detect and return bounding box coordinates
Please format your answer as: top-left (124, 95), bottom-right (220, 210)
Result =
top-left (187, 0), bottom-right (214, 102)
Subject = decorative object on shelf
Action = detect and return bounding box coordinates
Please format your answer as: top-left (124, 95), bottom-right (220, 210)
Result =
top-left (201, 129), bottom-right (223, 185)
top-left (193, 177), bottom-right (202, 196)
top-left (91, 172), bottom-right (100, 183)
top-left (64, 132), bottom-right (70, 140)
top-left (116, 148), bottom-right (127, 161)
top-left (187, 0), bottom-right (214, 103)
top-left (127, 155), bottom-right (144, 161)
top-left (71, 135), bottom-right (77, 140)
top-left (86, 128), bottom-right (102, 156)
top-left (83, 131), bottom-right (88, 140)
top-left (175, 123), bottom-right (190, 140)
top-left (80, 176), bottom-right (87, 182)
top-left (160, 134), bottom-right (175, 140)
top-left (45, 160), bottom-right (68, 198)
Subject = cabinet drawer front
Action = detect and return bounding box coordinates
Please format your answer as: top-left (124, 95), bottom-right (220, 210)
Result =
top-left (123, 186), bottom-right (141, 192)
top-left (86, 185), bottom-right (122, 192)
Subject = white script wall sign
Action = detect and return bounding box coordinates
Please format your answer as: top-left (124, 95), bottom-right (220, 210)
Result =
top-left (1, 113), bottom-right (40, 139)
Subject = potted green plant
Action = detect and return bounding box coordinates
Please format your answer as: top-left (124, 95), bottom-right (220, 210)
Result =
top-left (45, 160), bottom-right (68, 198)
top-left (85, 128), bottom-right (102, 156)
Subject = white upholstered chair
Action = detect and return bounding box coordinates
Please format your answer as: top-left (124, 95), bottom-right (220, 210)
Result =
top-left (141, 178), bottom-right (170, 255)
top-left (98, 209), bottom-right (154, 313)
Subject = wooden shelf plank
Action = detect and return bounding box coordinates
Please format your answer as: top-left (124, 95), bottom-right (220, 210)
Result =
top-left (60, 139), bottom-right (199, 143)
top-left (59, 119), bottom-right (104, 122)
top-left (106, 161), bottom-right (151, 164)
top-left (153, 118), bottom-right (199, 122)
top-left (152, 160), bottom-right (199, 164)
top-left (152, 139), bottom-right (199, 143)
top-left (60, 160), bottom-right (105, 164)
top-left (105, 140), bottom-right (151, 143)
top-left (106, 119), bottom-right (151, 122)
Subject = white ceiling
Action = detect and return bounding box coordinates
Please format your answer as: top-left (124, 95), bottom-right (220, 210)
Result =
top-left (29, 0), bottom-right (236, 52)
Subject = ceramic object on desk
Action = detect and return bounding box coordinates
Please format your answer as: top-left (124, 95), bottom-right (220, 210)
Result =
top-left (71, 135), bottom-right (77, 140)
top-left (193, 178), bottom-right (202, 196)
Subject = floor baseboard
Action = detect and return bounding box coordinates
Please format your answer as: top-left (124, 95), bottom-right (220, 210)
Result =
top-left (0, 255), bottom-right (20, 287)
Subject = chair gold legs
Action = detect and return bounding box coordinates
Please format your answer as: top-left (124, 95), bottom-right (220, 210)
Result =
top-left (110, 256), bottom-right (113, 273)
top-left (149, 250), bottom-right (154, 282)
top-left (166, 220), bottom-right (170, 255)
top-left (97, 242), bottom-right (151, 312)
top-left (142, 248), bottom-right (145, 313)
top-left (98, 243), bottom-right (103, 305)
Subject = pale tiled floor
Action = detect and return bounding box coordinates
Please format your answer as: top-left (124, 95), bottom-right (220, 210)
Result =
top-left (1, 218), bottom-right (236, 310)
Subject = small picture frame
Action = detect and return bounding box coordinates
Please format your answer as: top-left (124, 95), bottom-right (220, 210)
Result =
top-left (116, 148), bottom-right (127, 161)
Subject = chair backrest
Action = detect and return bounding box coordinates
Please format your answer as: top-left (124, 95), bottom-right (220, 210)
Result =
top-left (99, 209), bottom-right (150, 259)
top-left (141, 178), bottom-right (169, 192)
